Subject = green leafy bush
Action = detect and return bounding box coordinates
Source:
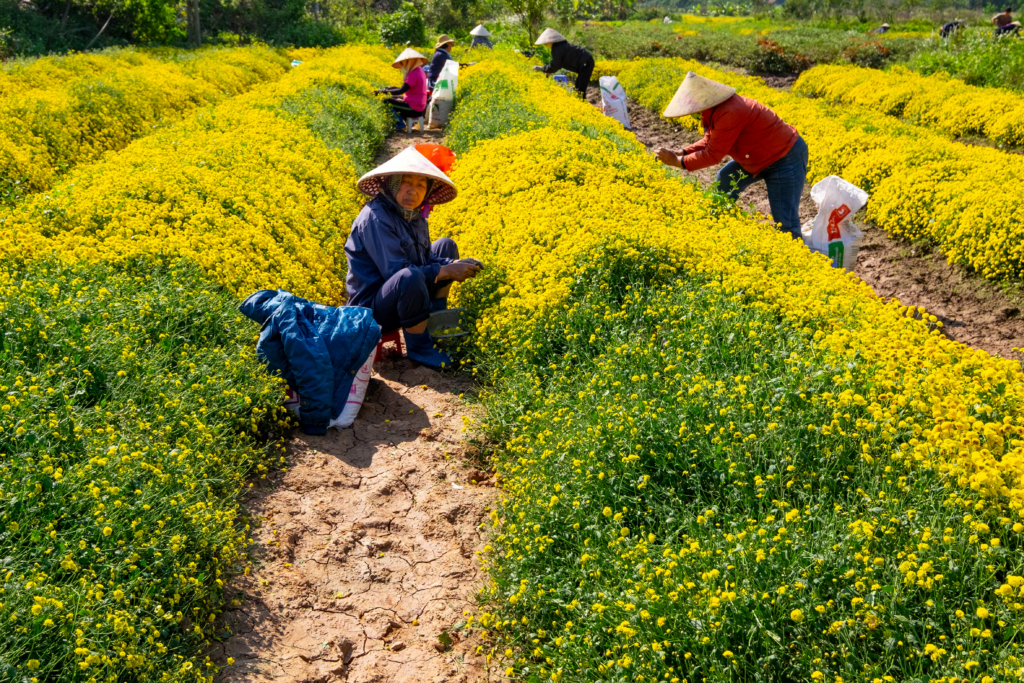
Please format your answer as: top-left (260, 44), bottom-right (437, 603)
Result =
top-left (379, 2), bottom-right (427, 47)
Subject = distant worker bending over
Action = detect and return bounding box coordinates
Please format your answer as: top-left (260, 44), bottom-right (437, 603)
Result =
top-left (994, 7), bottom-right (1022, 35)
top-left (655, 71), bottom-right (808, 240)
top-left (531, 27), bottom-right (594, 96)
top-left (940, 20), bottom-right (965, 38)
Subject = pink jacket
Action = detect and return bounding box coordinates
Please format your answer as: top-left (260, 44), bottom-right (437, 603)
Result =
top-left (403, 67), bottom-right (428, 112)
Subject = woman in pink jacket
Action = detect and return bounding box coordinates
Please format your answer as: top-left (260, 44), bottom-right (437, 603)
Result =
top-left (655, 71), bottom-right (808, 239)
top-left (375, 48), bottom-right (429, 131)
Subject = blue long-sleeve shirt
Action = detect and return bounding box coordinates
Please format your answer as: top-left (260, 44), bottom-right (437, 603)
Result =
top-left (427, 48), bottom-right (453, 88)
top-left (345, 195), bottom-right (455, 308)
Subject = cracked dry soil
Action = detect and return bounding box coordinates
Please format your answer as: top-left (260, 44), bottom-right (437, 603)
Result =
top-left (588, 86), bottom-right (1024, 360)
top-left (206, 128), bottom-right (495, 683)
top-left (208, 356), bottom-right (494, 683)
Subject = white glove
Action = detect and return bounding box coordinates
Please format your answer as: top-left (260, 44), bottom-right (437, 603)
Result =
top-left (532, 65), bottom-right (544, 72)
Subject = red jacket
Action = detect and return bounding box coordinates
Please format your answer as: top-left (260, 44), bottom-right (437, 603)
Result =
top-left (681, 94), bottom-right (798, 176)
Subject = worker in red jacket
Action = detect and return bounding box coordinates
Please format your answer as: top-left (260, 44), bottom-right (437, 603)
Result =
top-left (655, 71), bottom-right (808, 239)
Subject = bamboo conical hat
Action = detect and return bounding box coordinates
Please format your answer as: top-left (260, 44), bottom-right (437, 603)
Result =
top-left (663, 71), bottom-right (736, 118)
top-left (357, 146), bottom-right (458, 205)
top-left (392, 48), bottom-right (428, 69)
top-left (470, 24), bottom-right (490, 37)
top-left (535, 27), bottom-right (566, 45)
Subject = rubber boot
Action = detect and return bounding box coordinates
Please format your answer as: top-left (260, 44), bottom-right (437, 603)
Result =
top-left (431, 297), bottom-right (448, 312)
top-left (404, 329), bottom-right (451, 369)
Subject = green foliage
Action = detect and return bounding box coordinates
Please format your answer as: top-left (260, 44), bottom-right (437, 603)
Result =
top-left (0, 257), bottom-right (288, 679)
top-left (911, 27), bottom-right (1024, 90)
top-left (446, 69), bottom-right (550, 153)
top-left (379, 1), bottom-right (426, 45)
top-left (277, 81), bottom-right (393, 174)
top-left (578, 20), bottom-right (922, 72)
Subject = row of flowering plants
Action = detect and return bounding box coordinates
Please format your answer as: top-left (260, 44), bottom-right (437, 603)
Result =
top-left (1, 45), bottom-right (395, 306)
top-left (433, 60), bottom-right (1024, 683)
top-left (0, 46), bottom-right (291, 204)
top-left (794, 63), bottom-right (1024, 148)
top-left (596, 57), bottom-right (1024, 286)
top-left (0, 46), bottom-right (396, 680)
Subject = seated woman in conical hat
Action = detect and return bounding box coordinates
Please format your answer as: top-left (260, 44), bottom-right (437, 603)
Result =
top-left (345, 146), bottom-right (482, 369)
top-left (374, 48), bottom-right (429, 131)
top-left (655, 71), bottom-right (809, 241)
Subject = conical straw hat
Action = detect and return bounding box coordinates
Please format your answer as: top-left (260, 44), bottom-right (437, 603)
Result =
top-left (663, 71), bottom-right (736, 118)
top-left (470, 24), bottom-right (490, 37)
top-left (357, 146), bottom-right (458, 205)
top-left (535, 27), bottom-right (566, 45)
top-left (392, 48), bottom-right (428, 69)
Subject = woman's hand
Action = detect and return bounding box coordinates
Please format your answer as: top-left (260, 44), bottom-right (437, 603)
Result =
top-left (438, 261), bottom-right (482, 283)
top-left (655, 148), bottom-right (682, 168)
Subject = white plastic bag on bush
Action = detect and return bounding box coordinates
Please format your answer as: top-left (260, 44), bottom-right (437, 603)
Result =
top-left (433, 59), bottom-right (459, 99)
top-left (599, 76), bottom-right (631, 130)
top-left (428, 60), bottom-right (459, 128)
top-left (800, 175), bottom-right (868, 271)
top-left (328, 346), bottom-right (376, 430)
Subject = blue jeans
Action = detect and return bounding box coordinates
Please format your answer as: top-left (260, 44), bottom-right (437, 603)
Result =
top-left (715, 135), bottom-right (808, 239)
top-left (371, 238), bottom-right (458, 333)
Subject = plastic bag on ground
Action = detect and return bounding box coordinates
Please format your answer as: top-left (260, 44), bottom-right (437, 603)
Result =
top-left (283, 388), bottom-right (301, 415)
top-left (283, 346), bottom-right (377, 430)
top-left (329, 346), bottom-right (377, 430)
top-left (599, 76), bottom-right (631, 130)
top-left (428, 60), bottom-right (459, 128)
top-left (800, 175), bottom-right (868, 271)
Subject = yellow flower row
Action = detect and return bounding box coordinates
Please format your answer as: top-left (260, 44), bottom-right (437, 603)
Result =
top-left (0, 46), bottom-right (291, 199)
top-left (794, 63), bottom-right (1024, 147)
top-left (0, 45), bottom-right (398, 304)
top-left (596, 57), bottom-right (1024, 283)
top-left (438, 61), bottom-right (1024, 518)
top-left (440, 55), bottom-right (1024, 682)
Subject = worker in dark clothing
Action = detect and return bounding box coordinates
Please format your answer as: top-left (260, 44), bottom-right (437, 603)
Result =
top-left (531, 27), bottom-right (594, 96)
top-left (470, 24), bottom-right (493, 48)
top-left (939, 20), bottom-right (965, 37)
top-left (994, 7), bottom-right (1022, 35)
top-left (345, 146), bottom-right (482, 369)
top-left (427, 35), bottom-right (456, 89)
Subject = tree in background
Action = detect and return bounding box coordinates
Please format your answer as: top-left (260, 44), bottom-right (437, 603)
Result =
top-left (379, 0), bottom-right (426, 43)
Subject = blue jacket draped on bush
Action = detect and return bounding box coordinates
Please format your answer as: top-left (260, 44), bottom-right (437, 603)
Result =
top-left (240, 290), bottom-right (381, 435)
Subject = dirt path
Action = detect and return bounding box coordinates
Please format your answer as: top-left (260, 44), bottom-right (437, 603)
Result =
top-left (588, 87), bottom-right (1024, 360)
top-left (207, 129), bottom-right (496, 683)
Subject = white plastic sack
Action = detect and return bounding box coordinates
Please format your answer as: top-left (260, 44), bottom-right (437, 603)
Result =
top-left (283, 387), bottom-right (301, 415)
top-left (283, 346), bottom-right (377, 430)
top-left (800, 175), bottom-right (868, 271)
top-left (329, 346), bottom-right (377, 430)
top-left (433, 60), bottom-right (459, 101)
top-left (428, 98), bottom-right (454, 129)
top-left (428, 60), bottom-right (459, 128)
top-left (599, 76), bottom-right (631, 130)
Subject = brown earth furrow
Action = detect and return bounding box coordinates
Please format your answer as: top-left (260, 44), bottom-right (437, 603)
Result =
top-left (208, 129), bottom-right (495, 683)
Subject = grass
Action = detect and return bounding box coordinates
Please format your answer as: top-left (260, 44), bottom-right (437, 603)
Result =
top-left (575, 20), bottom-right (924, 73)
